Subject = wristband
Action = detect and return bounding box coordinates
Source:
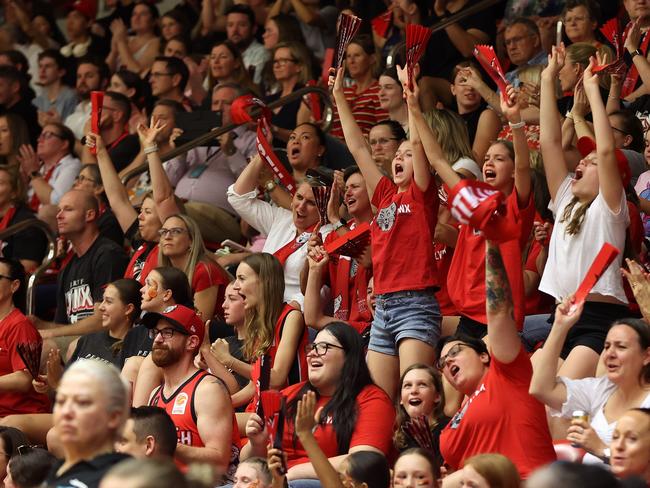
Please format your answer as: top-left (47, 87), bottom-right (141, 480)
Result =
top-left (565, 111), bottom-right (574, 120)
top-left (332, 219), bottom-right (347, 231)
top-left (509, 120), bottom-right (525, 130)
top-left (632, 48), bottom-right (643, 59)
top-left (144, 145), bottom-right (159, 155)
top-left (29, 171), bottom-right (41, 180)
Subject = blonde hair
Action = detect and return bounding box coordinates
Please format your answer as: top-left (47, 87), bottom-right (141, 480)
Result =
top-left (240, 253), bottom-right (285, 361)
top-left (272, 41), bottom-right (312, 86)
top-left (158, 214), bottom-right (213, 285)
top-left (560, 197), bottom-right (593, 236)
top-left (463, 454), bottom-right (521, 488)
top-left (422, 108), bottom-right (474, 164)
top-left (516, 64), bottom-right (542, 87)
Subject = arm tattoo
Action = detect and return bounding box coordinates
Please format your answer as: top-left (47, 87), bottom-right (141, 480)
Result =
top-left (485, 241), bottom-right (514, 316)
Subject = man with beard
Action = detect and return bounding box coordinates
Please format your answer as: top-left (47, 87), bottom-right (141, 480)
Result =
top-left (143, 304), bottom-right (240, 480)
top-left (61, 56), bottom-right (109, 141)
top-left (225, 4), bottom-right (268, 84)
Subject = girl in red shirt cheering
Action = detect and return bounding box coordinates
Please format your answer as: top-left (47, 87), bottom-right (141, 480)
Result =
top-left (331, 66), bottom-right (440, 401)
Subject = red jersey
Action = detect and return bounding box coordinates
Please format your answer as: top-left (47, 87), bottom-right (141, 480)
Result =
top-left (124, 242), bottom-right (158, 282)
top-left (150, 370), bottom-right (240, 477)
top-left (280, 382), bottom-right (395, 468)
top-left (439, 348), bottom-right (556, 478)
top-left (524, 234), bottom-right (554, 316)
top-left (329, 83), bottom-right (388, 139)
top-left (447, 190), bottom-right (535, 327)
top-left (0, 309), bottom-right (50, 416)
top-left (323, 221), bottom-right (372, 334)
top-left (247, 304), bottom-right (308, 413)
top-left (370, 176), bottom-right (439, 295)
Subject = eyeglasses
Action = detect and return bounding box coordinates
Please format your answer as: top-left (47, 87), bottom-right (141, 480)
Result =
top-left (504, 34), bottom-right (533, 47)
top-left (611, 126), bottom-right (628, 136)
top-left (150, 72), bottom-right (173, 78)
top-left (147, 327), bottom-right (180, 340)
top-left (75, 174), bottom-right (98, 184)
top-left (17, 444), bottom-right (37, 456)
top-left (564, 15), bottom-right (587, 24)
top-left (158, 227), bottom-right (188, 237)
top-left (369, 137), bottom-right (398, 146)
top-left (436, 343), bottom-right (468, 370)
top-left (0, 274), bottom-right (14, 281)
top-left (305, 342), bottom-right (344, 357)
top-left (38, 131), bottom-right (64, 141)
top-left (273, 58), bottom-right (297, 66)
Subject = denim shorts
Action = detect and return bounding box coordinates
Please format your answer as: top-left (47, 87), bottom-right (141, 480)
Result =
top-left (368, 288), bottom-right (441, 356)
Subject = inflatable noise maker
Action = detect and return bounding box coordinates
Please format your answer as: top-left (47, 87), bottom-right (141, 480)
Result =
top-left (90, 91), bottom-right (104, 156)
top-left (231, 95), bottom-right (297, 195)
top-left (17, 342), bottom-right (42, 379)
top-left (472, 45), bottom-right (509, 95)
top-left (405, 24), bottom-right (432, 91)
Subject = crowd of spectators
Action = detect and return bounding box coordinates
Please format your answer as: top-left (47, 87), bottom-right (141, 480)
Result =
top-left (0, 0), bottom-right (649, 487)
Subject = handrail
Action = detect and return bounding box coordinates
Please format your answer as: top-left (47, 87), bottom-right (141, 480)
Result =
top-left (121, 85), bottom-right (333, 187)
top-left (386, 0), bottom-right (503, 68)
top-left (0, 219), bottom-right (57, 315)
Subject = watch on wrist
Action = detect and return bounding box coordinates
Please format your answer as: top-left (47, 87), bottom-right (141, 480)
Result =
top-left (632, 48), bottom-right (643, 59)
top-left (264, 179), bottom-right (277, 192)
top-left (29, 171), bottom-right (41, 180)
top-left (600, 447), bottom-right (611, 464)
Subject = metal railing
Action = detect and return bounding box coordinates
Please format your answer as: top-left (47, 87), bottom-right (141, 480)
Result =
top-left (0, 219), bottom-right (57, 315)
top-left (122, 85), bottom-right (333, 187)
top-left (386, 0), bottom-right (503, 68)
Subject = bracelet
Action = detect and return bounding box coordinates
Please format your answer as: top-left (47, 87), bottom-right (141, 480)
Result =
top-left (565, 112), bottom-right (574, 121)
top-left (608, 95), bottom-right (619, 100)
top-left (509, 120), bottom-right (525, 130)
top-left (144, 145), bottom-right (159, 155)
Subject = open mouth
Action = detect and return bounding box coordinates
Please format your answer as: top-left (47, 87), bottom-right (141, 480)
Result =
top-left (484, 168), bottom-right (496, 179)
top-left (574, 168), bottom-right (583, 180)
top-left (346, 197), bottom-right (357, 207)
top-left (289, 146), bottom-right (300, 158)
top-left (450, 365), bottom-right (460, 379)
top-left (309, 358), bottom-right (323, 369)
top-left (408, 398), bottom-right (422, 406)
top-left (394, 163), bottom-right (404, 176)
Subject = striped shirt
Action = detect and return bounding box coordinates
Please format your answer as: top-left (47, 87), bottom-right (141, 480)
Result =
top-left (329, 81), bottom-right (388, 140)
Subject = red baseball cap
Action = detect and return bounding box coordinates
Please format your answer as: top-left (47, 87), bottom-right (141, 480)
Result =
top-left (70, 0), bottom-right (98, 21)
top-left (576, 136), bottom-right (631, 188)
top-left (142, 305), bottom-right (204, 342)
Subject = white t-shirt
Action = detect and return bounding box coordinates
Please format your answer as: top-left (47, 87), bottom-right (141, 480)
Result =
top-left (539, 175), bottom-right (629, 303)
top-left (227, 184), bottom-right (332, 308)
top-left (551, 375), bottom-right (650, 465)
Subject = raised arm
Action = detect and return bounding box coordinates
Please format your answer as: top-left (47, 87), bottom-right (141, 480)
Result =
top-left (529, 298), bottom-right (583, 410)
top-left (582, 57), bottom-right (624, 212)
top-left (540, 45), bottom-right (570, 201)
top-left (304, 246), bottom-right (336, 330)
top-left (500, 85), bottom-right (532, 206)
top-left (404, 74), bottom-right (460, 189)
top-left (87, 132), bottom-right (138, 232)
top-left (485, 240), bottom-right (522, 364)
top-left (137, 121), bottom-right (182, 223)
top-left (330, 68), bottom-right (383, 198)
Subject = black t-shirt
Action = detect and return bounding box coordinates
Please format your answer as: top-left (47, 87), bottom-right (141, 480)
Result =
top-left (420, 2), bottom-right (497, 80)
top-left (69, 330), bottom-right (123, 368)
top-left (119, 324), bottom-right (152, 364)
top-left (97, 206), bottom-right (124, 246)
top-left (55, 236), bottom-right (129, 324)
top-left (108, 134), bottom-right (140, 173)
top-left (459, 103), bottom-right (486, 146)
top-left (3, 205), bottom-right (47, 264)
top-left (47, 452), bottom-right (130, 488)
top-left (225, 335), bottom-right (249, 389)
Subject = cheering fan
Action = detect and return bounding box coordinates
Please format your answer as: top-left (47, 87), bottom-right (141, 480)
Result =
top-left (335, 13), bottom-right (362, 69)
top-left (405, 24), bottom-right (432, 90)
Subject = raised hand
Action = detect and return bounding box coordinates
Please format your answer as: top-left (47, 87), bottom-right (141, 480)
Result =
top-left (85, 132), bottom-right (107, 154)
top-left (553, 296), bottom-right (584, 331)
top-left (582, 56), bottom-right (600, 94)
top-left (327, 170), bottom-right (343, 224)
top-left (295, 391), bottom-right (321, 437)
top-left (543, 43), bottom-right (566, 79)
top-left (571, 82), bottom-right (590, 118)
top-left (625, 18), bottom-right (642, 54)
top-left (137, 118), bottom-right (167, 147)
top-left (499, 84), bottom-right (520, 119)
top-left (17, 144), bottom-right (40, 174)
top-left (621, 258), bottom-right (650, 321)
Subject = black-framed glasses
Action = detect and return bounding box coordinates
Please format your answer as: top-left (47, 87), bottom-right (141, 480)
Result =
top-left (0, 274), bottom-right (14, 281)
top-left (17, 444), bottom-right (38, 456)
top-left (158, 227), bottom-right (188, 237)
top-left (147, 327), bottom-right (178, 340)
top-left (305, 342), bottom-right (344, 357)
top-left (272, 58), bottom-right (297, 66)
top-left (436, 343), bottom-right (468, 370)
top-left (611, 126), bottom-right (628, 136)
top-left (38, 131), bottom-right (64, 141)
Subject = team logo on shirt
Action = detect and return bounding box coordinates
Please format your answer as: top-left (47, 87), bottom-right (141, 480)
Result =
top-left (376, 203), bottom-right (397, 231)
top-left (172, 392), bottom-right (188, 415)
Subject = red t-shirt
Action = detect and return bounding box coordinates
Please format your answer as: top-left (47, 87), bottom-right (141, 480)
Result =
top-left (323, 221), bottom-right (373, 333)
top-left (433, 240), bottom-right (457, 316)
top-left (447, 190), bottom-right (535, 326)
top-left (439, 348), bottom-right (556, 478)
top-left (280, 382), bottom-right (395, 468)
top-left (370, 176), bottom-right (439, 295)
top-left (124, 243), bottom-right (158, 282)
top-left (0, 309), bottom-right (50, 416)
top-left (329, 83), bottom-right (388, 140)
top-left (524, 236), bottom-right (554, 316)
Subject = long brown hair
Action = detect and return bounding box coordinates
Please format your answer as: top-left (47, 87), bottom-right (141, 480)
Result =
top-left (241, 253), bottom-right (285, 360)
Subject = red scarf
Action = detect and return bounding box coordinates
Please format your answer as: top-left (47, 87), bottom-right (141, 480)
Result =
top-left (622, 28), bottom-right (650, 97)
top-left (273, 224), bottom-right (317, 266)
top-left (0, 206), bottom-right (17, 231)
